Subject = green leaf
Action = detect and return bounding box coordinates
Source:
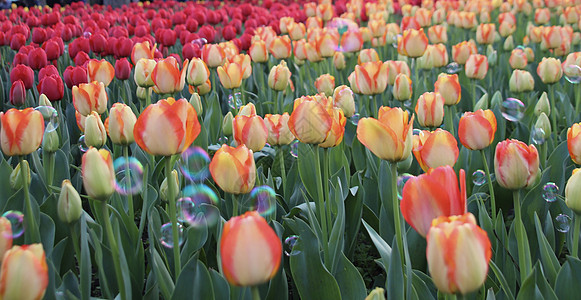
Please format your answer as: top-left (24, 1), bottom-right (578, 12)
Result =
top-left (516, 263), bottom-right (557, 300)
top-left (554, 256), bottom-right (581, 299)
top-left (533, 213), bottom-right (560, 285)
top-left (334, 253), bottom-right (367, 300)
top-left (171, 257), bottom-right (215, 300)
top-left (209, 269), bottom-right (230, 300)
top-left (362, 220), bottom-right (392, 272)
top-left (297, 143), bottom-right (319, 202)
top-left (79, 213), bottom-right (92, 300)
top-left (387, 238), bottom-right (404, 300)
top-left (285, 218), bottom-right (342, 300)
top-left (151, 248), bottom-right (175, 300)
top-left (489, 260), bottom-right (515, 300)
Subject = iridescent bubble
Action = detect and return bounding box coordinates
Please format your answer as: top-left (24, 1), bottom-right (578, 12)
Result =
top-left (78, 135), bottom-right (88, 152)
top-left (113, 157), bottom-right (144, 195)
top-left (490, 173), bottom-right (496, 182)
top-left (218, 136), bottom-right (229, 144)
top-left (284, 235), bottom-right (301, 256)
top-left (83, 31), bottom-right (92, 38)
top-left (515, 45), bottom-right (526, 51)
top-left (192, 38), bottom-right (208, 48)
top-left (531, 127), bottom-right (546, 145)
top-left (2, 211), bottom-right (24, 238)
top-left (404, 100), bottom-right (412, 107)
top-left (446, 62), bottom-right (462, 74)
top-left (501, 98), bottom-right (525, 122)
top-left (542, 182), bottom-right (559, 203)
top-left (228, 92), bottom-right (243, 110)
top-left (472, 170), bottom-right (486, 186)
top-left (397, 173), bottom-right (415, 200)
top-left (391, 34), bottom-right (402, 48)
top-left (160, 222), bottom-right (184, 248)
top-left (555, 214), bottom-right (571, 233)
top-left (290, 141), bottom-right (299, 158)
top-left (180, 185), bottom-right (220, 227)
top-left (179, 147), bottom-right (211, 182)
top-left (350, 113), bottom-right (360, 125)
top-left (564, 65), bottom-right (581, 84)
top-left (243, 186), bottom-right (276, 217)
top-left (34, 106), bottom-right (59, 132)
top-left (413, 129), bottom-right (422, 136)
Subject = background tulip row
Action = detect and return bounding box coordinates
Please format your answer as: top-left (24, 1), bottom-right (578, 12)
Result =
top-left (3, 0), bottom-right (581, 299)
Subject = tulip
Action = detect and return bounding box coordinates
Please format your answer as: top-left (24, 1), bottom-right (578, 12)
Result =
top-left (288, 22), bottom-right (306, 41)
top-left (238, 103), bottom-right (257, 117)
top-left (465, 54), bottom-right (488, 80)
top-left (82, 147), bottom-right (115, 200)
top-left (357, 106), bottom-right (414, 162)
top-left (217, 61), bottom-right (246, 90)
top-left (10, 64), bottom-right (34, 90)
top-left (233, 115), bottom-right (268, 152)
top-left (304, 41), bottom-right (323, 63)
top-left (279, 17), bottom-right (294, 34)
top-left (223, 112), bottom-right (234, 136)
top-left (264, 113), bottom-right (295, 146)
top-left (535, 8), bottom-right (551, 24)
top-left (0, 217), bottom-right (11, 264)
top-left (105, 103), bottom-right (136, 145)
top-left (210, 144), bottom-right (256, 194)
top-left (452, 41), bottom-right (477, 65)
top-left (73, 81), bottom-right (108, 116)
top-left (494, 139), bottom-right (540, 190)
top-left (194, 80), bottom-right (212, 96)
top-left (134, 98), bottom-right (200, 156)
top-left (288, 97), bottom-right (332, 144)
top-left (333, 52), bottom-right (346, 70)
top-left (153, 57), bottom-right (189, 95)
top-left (433, 74), bottom-right (461, 106)
top-left (314, 74), bottom-right (335, 96)
top-left (392, 73), bottom-right (413, 101)
top-left (319, 107), bottom-right (346, 148)
top-left (159, 169), bottom-right (179, 202)
top-left (568, 123), bottom-right (581, 164)
top-left (64, 66), bottom-right (89, 89)
top-left (509, 49), bottom-right (528, 69)
top-left (269, 35), bottom-right (292, 60)
top-left (348, 61), bottom-right (389, 95)
top-left (115, 58), bottom-right (132, 81)
top-left (509, 70), bottom-right (535, 93)
top-left (220, 211), bottom-right (282, 286)
top-left (9, 80), bottom-right (26, 107)
top-left (316, 3), bottom-right (333, 21)
top-left (476, 23), bottom-right (496, 45)
top-left (37, 73), bottom-right (65, 102)
top-left (541, 26), bottom-right (562, 49)
top-left (268, 61), bottom-right (291, 91)
top-left (413, 129), bottom-right (459, 172)
top-left (87, 59), bottom-right (115, 87)
top-left (429, 44), bottom-right (449, 68)
top-left (333, 85), bottom-right (355, 117)
top-left (84, 112), bottom-right (107, 148)
top-left (428, 25), bottom-right (448, 44)
top-left (134, 59), bottom-right (157, 88)
top-left (201, 44), bottom-right (226, 68)
top-left (537, 57), bottom-right (563, 84)
top-left (426, 213), bottom-right (492, 295)
top-left (458, 110), bottom-right (497, 151)
top-left (57, 179), bottom-right (82, 224)
top-left (401, 165), bottom-right (467, 237)
top-left (386, 60), bottom-right (411, 86)
top-left (131, 41), bottom-right (156, 64)
top-left (0, 244), bottom-right (49, 300)
top-left (1, 108), bottom-right (44, 156)
top-left (340, 30), bottom-right (364, 53)
top-left (248, 39), bottom-right (269, 63)
top-left (399, 28), bottom-right (429, 58)
top-left (229, 54), bottom-right (252, 80)
top-left (416, 92), bottom-right (445, 128)
top-left (566, 168), bottom-right (581, 215)
top-left (27, 48), bottom-right (47, 70)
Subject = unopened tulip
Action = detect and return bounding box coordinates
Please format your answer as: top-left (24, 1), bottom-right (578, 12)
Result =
top-left (288, 22), bottom-right (306, 41)
top-left (220, 211), bottom-right (282, 286)
top-left (131, 41), bottom-right (156, 64)
top-left (357, 106), bottom-right (414, 162)
top-left (427, 213), bottom-right (492, 295)
top-left (333, 52), bottom-right (346, 70)
top-left (115, 58), bottom-right (132, 81)
top-left (0, 244), bottom-right (49, 300)
top-left (1, 108), bottom-right (44, 156)
top-left (509, 49), bottom-right (528, 69)
top-left (535, 8), bottom-right (551, 25)
top-left (349, 61), bottom-right (389, 95)
top-left (229, 54), bottom-right (252, 80)
top-left (268, 61), bottom-right (291, 91)
top-left (568, 123), bottom-right (581, 164)
top-left (210, 144), bottom-right (256, 194)
top-left (458, 109), bottom-right (497, 150)
top-left (134, 59), bottom-right (157, 88)
top-left (238, 103), bottom-right (257, 117)
top-left (535, 92), bottom-right (550, 116)
top-left (452, 41), bottom-right (477, 65)
top-left (358, 49), bottom-right (380, 64)
top-left (134, 98), bottom-right (201, 156)
top-left (494, 139), bottom-right (540, 190)
top-left (82, 147), bottom-right (115, 200)
top-left (392, 73), bottom-right (413, 101)
top-left (399, 28), bottom-right (429, 58)
top-left (465, 54), bottom-right (488, 80)
top-left (269, 36), bottom-right (292, 59)
top-left (566, 168), bottom-right (581, 214)
top-left (218, 61), bottom-right (246, 90)
top-left (152, 56), bottom-right (188, 95)
top-left (0, 217), bottom-right (11, 264)
top-left (249, 39), bottom-right (269, 63)
top-left (320, 107), bottom-right (346, 148)
top-left (9, 80), bottom-right (26, 107)
top-left (428, 25), bottom-right (448, 44)
top-left (288, 96), bottom-right (333, 144)
top-left (186, 58), bottom-right (210, 87)
top-left (10, 64), bottom-right (34, 90)
top-left (87, 59), bottom-right (115, 87)
top-left (264, 113), bottom-right (295, 146)
top-left (159, 170), bottom-right (179, 202)
top-left (386, 60), bottom-right (410, 85)
top-left (222, 112), bottom-right (234, 136)
top-left (315, 74), bottom-right (335, 96)
top-left (537, 57), bottom-right (563, 84)
top-left (105, 103), bottom-right (136, 145)
top-left (333, 85), bottom-right (355, 117)
top-left (201, 44), bottom-right (226, 68)
top-left (401, 165), bottom-right (467, 237)
top-left (340, 30), bottom-right (364, 53)
top-left (542, 26), bottom-right (562, 49)
top-left (10, 161), bottom-right (30, 190)
top-left (57, 180), bottom-right (82, 224)
top-left (413, 129), bottom-right (459, 172)
top-left (429, 44), bottom-right (449, 68)
top-left (434, 74), bottom-right (461, 106)
top-left (72, 81), bottom-right (108, 116)
top-left (509, 70), bottom-right (535, 93)
top-left (416, 92), bottom-right (445, 128)
top-left (84, 112), bottom-right (107, 148)
top-left (233, 115), bottom-right (268, 152)
top-left (476, 23), bottom-right (496, 45)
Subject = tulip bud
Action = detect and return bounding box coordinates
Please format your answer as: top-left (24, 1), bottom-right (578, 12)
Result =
top-left (465, 54), bottom-right (488, 80)
top-left (106, 103), bottom-right (136, 145)
top-left (186, 58), bottom-right (210, 87)
top-left (494, 139), bottom-right (540, 190)
top-left (190, 93), bottom-right (203, 116)
top-left (210, 144), bottom-right (256, 194)
top-left (365, 288), bottom-right (386, 300)
top-left (333, 52), bottom-right (346, 70)
top-left (392, 73), bottom-right (413, 101)
top-left (84, 112), bottom-right (107, 148)
top-left (134, 59), bottom-right (157, 88)
top-left (136, 87), bottom-right (151, 100)
top-left (39, 94), bottom-right (52, 107)
top-left (233, 115), bottom-right (268, 152)
top-left (434, 74), bottom-right (461, 106)
top-left (223, 112), bottom-right (234, 136)
top-left (503, 35), bottom-right (515, 51)
top-left (268, 61), bottom-right (291, 91)
top-left (415, 92), bottom-right (445, 128)
top-left (160, 169), bottom-right (179, 202)
top-left (490, 91), bottom-right (503, 109)
top-left (566, 169), bottom-right (581, 214)
top-left (82, 148), bottom-right (115, 200)
top-left (57, 180), bottom-right (82, 223)
top-left (535, 113), bottom-right (551, 141)
top-left (568, 123), bottom-right (581, 164)
top-left (509, 70), bottom-right (535, 93)
top-left (9, 80), bottom-right (26, 107)
top-left (537, 57), bottom-right (563, 84)
top-left (534, 92), bottom-right (551, 116)
top-left (487, 46), bottom-right (497, 67)
top-left (474, 93), bottom-right (489, 111)
top-left (413, 129), bottom-right (459, 171)
top-left (42, 128), bottom-right (60, 153)
top-left (314, 74), bottom-right (335, 96)
top-left (333, 85), bottom-right (355, 117)
top-left (249, 39), bottom-right (269, 63)
top-left (10, 160), bottom-right (31, 190)
top-left (264, 113), bottom-right (295, 146)
top-left (0, 244), bottom-right (49, 300)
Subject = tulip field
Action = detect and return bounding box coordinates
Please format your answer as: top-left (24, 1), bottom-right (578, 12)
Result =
top-left (5, 0), bottom-right (581, 299)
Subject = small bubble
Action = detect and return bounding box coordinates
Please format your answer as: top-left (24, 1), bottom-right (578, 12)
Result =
top-left (179, 185), bottom-right (220, 227)
top-left (397, 173), bottom-right (414, 200)
top-left (83, 31), bottom-right (92, 38)
top-left (228, 93), bottom-right (243, 110)
top-left (284, 235), bottom-right (300, 256)
top-left (515, 45), bottom-right (526, 51)
top-left (113, 157), bottom-right (144, 195)
top-left (531, 127), bottom-right (546, 145)
top-left (472, 170), bottom-right (486, 186)
top-left (242, 186), bottom-right (276, 217)
top-left (350, 113), bottom-right (360, 125)
top-left (555, 214), bottom-right (571, 233)
top-left (2, 211), bottom-right (24, 238)
top-left (404, 100), bottom-right (412, 108)
top-left (564, 65), bottom-right (581, 84)
top-left (290, 141), bottom-right (299, 158)
top-left (192, 38), bottom-right (208, 48)
top-left (446, 62), bottom-right (462, 74)
top-left (501, 98), bottom-right (525, 122)
top-left (160, 222), bottom-right (184, 248)
top-left (542, 182), bottom-right (559, 203)
top-left (34, 106), bottom-right (59, 132)
top-left (179, 147), bottom-right (211, 182)
top-left (78, 135), bottom-right (88, 152)
top-left (391, 34), bottom-right (402, 48)
top-left (413, 129), bottom-right (422, 136)
top-left (490, 173), bottom-right (496, 182)
top-left (218, 136), bottom-right (229, 144)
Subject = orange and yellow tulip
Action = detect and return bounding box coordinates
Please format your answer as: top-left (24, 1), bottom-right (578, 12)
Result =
top-left (0, 108), bottom-right (44, 156)
top-left (233, 115), bottom-right (268, 152)
top-left (434, 74), bottom-right (461, 106)
top-left (458, 109), bottom-right (497, 151)
top-left (72, 81), bottom-right (108, 116)
top-left (151, 57), bottom-right (188, 95)
top-left (413, 129), bottom-right (459, 172)
top-left (209, 144), bottom-right (256, 194)
top-left (82, 147), bottom-right (115, 200)
top-left (264, 113), bottom-right (295, 146)
top-left (0, 244), bottom-right (49, 300)
top-left (186, 58), bottom-right (210, 87)
top-left (87, 59), bottom-right (115, 87)
top-left (494, 139), bottom-right (540, 190)
top-left (416, 92), bottom-right (445, 128)
top-left (131, 41), bottom-right (156, 65)
top-left (288, 96), bottom-right (332, 144)
top-left (399, 28), bottom-right (429, 58)
top-left (567, 123), bottom-right (581, 164)
top-left (348, 61), bottom-right (389, 95)
top-left (105, 103), bottom-right (137, 145)
top-left (465, 54), bottom-right (488, 80)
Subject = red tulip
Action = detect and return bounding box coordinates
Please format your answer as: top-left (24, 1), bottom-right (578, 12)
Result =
top-left (9, 80), bottom-right (26, 107)
top-left (10, 64), bottom-right (34, 90)
top-left (115, 58), bottom-right (132, 81)
top-left (63, 66), bottom-right (88, 89)
top-left (37, 74), bottom-right (64, 102)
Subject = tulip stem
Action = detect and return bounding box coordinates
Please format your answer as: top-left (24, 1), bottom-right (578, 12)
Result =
top-left (313, 145), bottom-right (330, 257)
top-left (323, 148), bottom-right (332, 235)
top-left (513, 189), bottom-right (530, 283)
top-left (278, 147), bottom-right (287, 200)
top-left (256, 63), bottom-right (266, 115)
top-left (165, 156), bottom-right (182, 278)
top-left (43, 150), bottom-right (55, 187)
top-left (20, 158), bottom-right (40, 244)
top-left (445, 106), bottom-right (455, 137)
top-left (390, 162), bottom-right (405, 263)
top-left (251, 286), bottom-right (261, 300)
top-left (99, 200), bottom-right (127, 300)
top-left (232, 193), bottom-right (239, 217)
top-left (549, 84), bottom-right (558, 139)
top-left (124, 146), bottom-right (134, 222)
top-left (480, 150), bottom-right (496, 224)
top-left (575, 84), bottom-right (581, 115)
top-left (572, 214), bottom-right (581, 258)
top-left (144, 87), bottom-right (151, 112)
top-left (275, 90), bottom-right (281, 114)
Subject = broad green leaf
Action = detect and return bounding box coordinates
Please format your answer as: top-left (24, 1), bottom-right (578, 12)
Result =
top-left (171, 257), bottom-right (215, 300)
top-left (533, 213), bottom-right (560, 285)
